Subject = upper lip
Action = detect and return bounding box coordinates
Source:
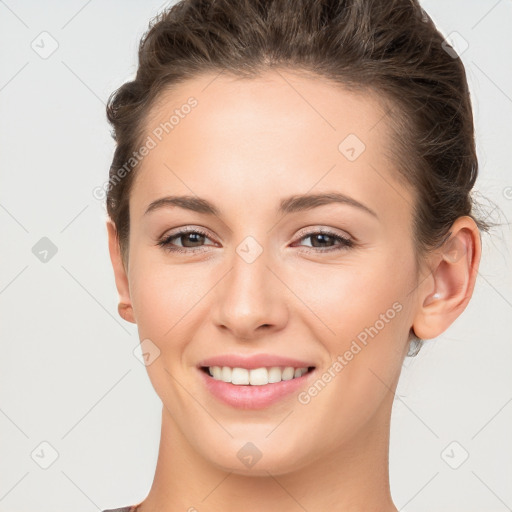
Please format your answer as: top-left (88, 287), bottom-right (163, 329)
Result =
top-left (198, 353), bottom-right (315, 370)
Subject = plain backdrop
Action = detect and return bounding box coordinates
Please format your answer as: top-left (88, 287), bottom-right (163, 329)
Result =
top-left (0, 1), bottom-right (511, 511)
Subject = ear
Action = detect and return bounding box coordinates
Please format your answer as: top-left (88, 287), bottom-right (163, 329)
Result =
top-left (412, 216), bottom-right (482, 340)
top-left (106, 220), bottom-right (136, 324)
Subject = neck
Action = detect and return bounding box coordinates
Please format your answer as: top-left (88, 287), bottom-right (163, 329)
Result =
top-left (138, 399), bottom-right (397, 512)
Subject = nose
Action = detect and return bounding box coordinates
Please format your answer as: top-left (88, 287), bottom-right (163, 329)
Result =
top-left (211, 249), bottom-right (289, 341)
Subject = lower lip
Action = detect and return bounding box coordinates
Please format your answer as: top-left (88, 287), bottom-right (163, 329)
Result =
top-left (198, 368), bottom-right (314, 409)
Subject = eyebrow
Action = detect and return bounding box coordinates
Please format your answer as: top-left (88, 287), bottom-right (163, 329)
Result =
top-left (144, 192), bottom-right (378, 218)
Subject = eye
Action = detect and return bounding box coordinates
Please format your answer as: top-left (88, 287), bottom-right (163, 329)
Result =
top-left (293, 228), bottom-right (354, 253)
top-left (157, 227), bottom-right (216, 254)
top-left (157, 226), bottom-right (354, 255)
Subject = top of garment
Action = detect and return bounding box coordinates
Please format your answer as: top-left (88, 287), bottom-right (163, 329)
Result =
top-left (102, 506), bottom-right (139, 512)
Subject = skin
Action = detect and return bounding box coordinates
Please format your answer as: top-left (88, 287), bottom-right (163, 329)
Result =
top-left (107, 69), bottom-right (481, 512)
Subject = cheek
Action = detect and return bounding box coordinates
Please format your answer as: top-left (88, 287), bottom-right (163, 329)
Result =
top-left (293, 252), bottom-right (413, 347)
top-left (128, 246), bottom-right (218, 354)
top-left (127, 257), bottom-right (204, 402)
top-left (289, 264), bottom-right (412, 451)
top-left (292, 250), bottom-right (414, 407)
top-left (130, 267), bottom-right (193, 341)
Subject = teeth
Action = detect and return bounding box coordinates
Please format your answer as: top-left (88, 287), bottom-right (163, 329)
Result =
top-left (249, 367), bottom-right (268, 386)
top-left (282, 367), bottom-right (295, 380)
top-left (268, 366), bottom-right (282, 383)
top-left (207, 366), bottom-right (310, 385)
top-left (221, 366), bottom-right (232, 382)
top-left (231, 367), bottom-right (249, 385)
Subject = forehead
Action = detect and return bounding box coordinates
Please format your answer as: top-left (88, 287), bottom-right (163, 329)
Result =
top-left (130, 69), bottom-right (412, 226)
top-left (142, 69), bottom-right (390, 150)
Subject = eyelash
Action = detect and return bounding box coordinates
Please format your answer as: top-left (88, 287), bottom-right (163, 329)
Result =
top-left (157, 227), bottom-right (354, 254)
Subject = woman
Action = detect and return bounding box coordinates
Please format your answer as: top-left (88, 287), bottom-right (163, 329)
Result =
top-left (102, 0), bottom-right (488, 510)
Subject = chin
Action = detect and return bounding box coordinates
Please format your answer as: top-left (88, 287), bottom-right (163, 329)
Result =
top-left (202, 439), bottom-right (312, 477)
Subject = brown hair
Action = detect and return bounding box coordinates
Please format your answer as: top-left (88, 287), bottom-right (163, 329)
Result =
top-left (105, 0), bottom-right (490, 355)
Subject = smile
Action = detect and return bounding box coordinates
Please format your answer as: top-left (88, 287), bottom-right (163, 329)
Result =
top-left (197, 357), bottom-right (316, 409)
top-left (202, 365), bottom-right (313, 385)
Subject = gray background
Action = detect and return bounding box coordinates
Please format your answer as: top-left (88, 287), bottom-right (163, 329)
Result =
top-left (0, 1), bottom-right (511, 510)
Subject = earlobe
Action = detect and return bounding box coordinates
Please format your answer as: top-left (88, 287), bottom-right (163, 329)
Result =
top-left (106, 220), bottom-right (136, 324)
top-left (412, 216), bottom-right (481, 340)
top-left (118, 301), bottom-right (135, 324)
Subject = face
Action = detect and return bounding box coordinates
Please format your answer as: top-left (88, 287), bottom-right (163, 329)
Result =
top-left (117, 70), bottom-right (421, 475)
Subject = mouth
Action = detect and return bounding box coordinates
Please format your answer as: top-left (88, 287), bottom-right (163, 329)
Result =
top-left (197, 364), bottom-right (317, 409)
top-left (200, 365), bottom-right (316, 385)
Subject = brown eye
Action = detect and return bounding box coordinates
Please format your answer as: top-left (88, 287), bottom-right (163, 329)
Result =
top-left (157, 228), bottom-right (215, 254)
top-left (176, 232), bottom-right (206, 248)
top-left (308, 233), bottom-right (338, 248)
top-left (294, 229), bottom-right (354, 252)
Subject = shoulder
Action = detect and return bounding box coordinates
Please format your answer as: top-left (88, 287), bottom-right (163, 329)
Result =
top-left (101, 507), bottom-right (136, 512)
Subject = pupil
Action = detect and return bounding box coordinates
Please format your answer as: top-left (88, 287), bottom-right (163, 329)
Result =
top-left (184, 233), bottom-right (204, 247)
top-left (312, 234), bottom-right (331, 247)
